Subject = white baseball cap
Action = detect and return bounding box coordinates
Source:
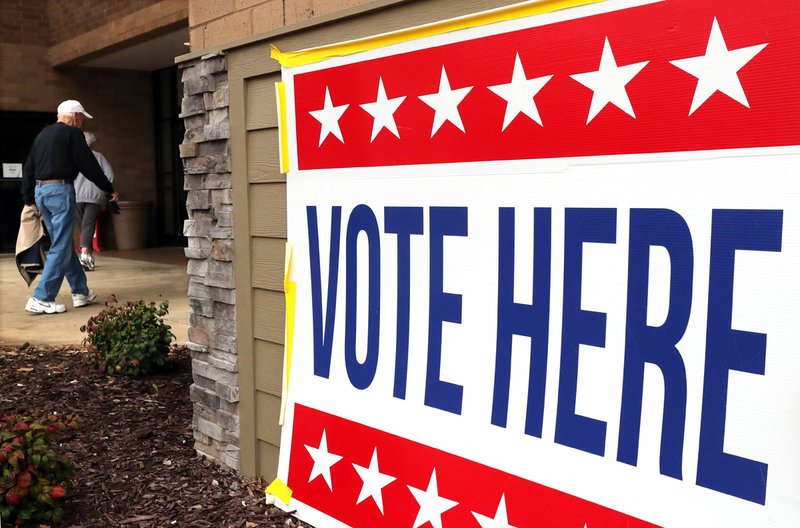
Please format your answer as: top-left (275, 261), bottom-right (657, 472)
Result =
top-left (57, 100), bottom-right (93, 119)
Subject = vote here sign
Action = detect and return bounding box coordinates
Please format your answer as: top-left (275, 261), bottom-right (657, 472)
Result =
top-left (273, 0), bottom-right (800, 526)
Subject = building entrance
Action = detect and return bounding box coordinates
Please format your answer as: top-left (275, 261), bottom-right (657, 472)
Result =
top-left (0, 111), bottom-right (54, 253)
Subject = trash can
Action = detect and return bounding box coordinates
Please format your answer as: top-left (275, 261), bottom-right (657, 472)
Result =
top-left (112, 200), bottom-right (151, 250)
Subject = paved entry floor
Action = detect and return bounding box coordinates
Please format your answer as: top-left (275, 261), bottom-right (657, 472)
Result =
top-left (0, 248), bottom-right (189, 346)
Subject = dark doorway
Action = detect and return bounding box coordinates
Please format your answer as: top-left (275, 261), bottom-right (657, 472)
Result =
top-left (153, 66), bottom-right (187, 247)
top-left (0, 111), bottom-right (56, 253)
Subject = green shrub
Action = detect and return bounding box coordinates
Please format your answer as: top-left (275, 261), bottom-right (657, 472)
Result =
top-left (0, 413), bottom-right (77, 526)
top-left (81, 297), bottom-right (175, 377)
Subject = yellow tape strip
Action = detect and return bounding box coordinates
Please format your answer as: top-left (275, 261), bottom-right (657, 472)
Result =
top-left (279, 242), bottom-right (296, 426)
top-left (270, 0), bottom-right (605, 68)
top-left (276, 82), bottom-right (290, 173)
top-left (266, 478), bottom-right (293, 505)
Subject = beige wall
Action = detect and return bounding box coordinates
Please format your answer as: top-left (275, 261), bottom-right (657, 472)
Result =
top-left (188, 0), bottom-right (374, 50)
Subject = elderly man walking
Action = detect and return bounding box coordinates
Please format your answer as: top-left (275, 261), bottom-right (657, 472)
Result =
top-left (20, 100), bottom-right (119, 314)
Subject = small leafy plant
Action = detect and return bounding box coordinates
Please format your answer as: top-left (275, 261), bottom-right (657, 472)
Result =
top-left (82, 296), bottom-right (175, 376)
top-left (0, 413), bottom-right (78, 526)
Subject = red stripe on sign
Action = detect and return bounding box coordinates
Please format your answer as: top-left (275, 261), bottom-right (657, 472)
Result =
top-left (292, 0), bottom-right (800, 169)
top-left (287, 404), bottom-right (662, 528)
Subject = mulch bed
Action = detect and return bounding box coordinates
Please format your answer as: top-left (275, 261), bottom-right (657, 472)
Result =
top-left (0, 344), bottom-right (312, 528)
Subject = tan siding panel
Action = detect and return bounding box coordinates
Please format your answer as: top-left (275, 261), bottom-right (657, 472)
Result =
top-left (257, 440), bottom-right (281, 480)
top-left (228, 43), bottom-right (277, 80)
top-left (247, 128), bottom-right (283, 183)
top-left (230, 71), bottom-right (259, 475)
top-left (249, 183), bottom-right (286, 237)
top-left (253, 288), bottom-right (285, 343)
top-left (251, 237), bottom-right (285, 290)
top-left (312, 0), bottom-right (373, 18)
top-left (245, 74), bottom-right (280, 130)
top-left (254, 339), bottom-right (284, 397)
top-left (256, 391), bottom-right (282, 445)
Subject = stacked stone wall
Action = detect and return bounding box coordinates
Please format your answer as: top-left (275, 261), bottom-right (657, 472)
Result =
top-left (179, 52), bottom-right (239, 471)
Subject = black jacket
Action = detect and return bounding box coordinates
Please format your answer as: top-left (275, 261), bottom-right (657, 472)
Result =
top-left (21, 122), bottom-right (115, 205)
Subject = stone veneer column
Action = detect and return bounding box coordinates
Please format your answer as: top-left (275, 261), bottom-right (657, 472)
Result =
top-left (179, 52), bottom-right (240, 471)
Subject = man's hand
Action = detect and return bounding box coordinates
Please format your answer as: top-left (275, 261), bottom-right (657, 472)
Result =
top-left (108, 192), bottom-right (120, 202)
top-left (24, 204), bottom-right (41, 217)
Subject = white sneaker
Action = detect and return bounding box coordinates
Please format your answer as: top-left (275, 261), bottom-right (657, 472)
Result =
top-left (79, 253), bottom-right (95, 271)
top-left (25, 297), bottom-right (67, 314)
top-left (72, 289), bottom-right (97, 308)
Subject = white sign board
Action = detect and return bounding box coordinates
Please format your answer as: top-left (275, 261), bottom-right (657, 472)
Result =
top-left (274, 0), bottom-right (800, 526)
top-left (3, 163), bottom-right (22, 178)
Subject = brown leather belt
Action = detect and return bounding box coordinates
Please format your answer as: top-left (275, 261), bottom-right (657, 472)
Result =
top-left (36, 179), bottom-right (69, 185)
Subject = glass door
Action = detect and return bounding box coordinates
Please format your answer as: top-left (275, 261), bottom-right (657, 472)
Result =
top-left (152, 66), bottom-right (187, 247)
top-left (0, 111), bottom-right (55, 253)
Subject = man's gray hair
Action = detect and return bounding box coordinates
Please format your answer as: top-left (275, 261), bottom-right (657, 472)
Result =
top-left (83, 131), bottom-right (96, 148)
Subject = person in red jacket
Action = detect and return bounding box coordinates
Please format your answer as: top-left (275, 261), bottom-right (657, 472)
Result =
top-left (21, 100), bottom-right (120, 314)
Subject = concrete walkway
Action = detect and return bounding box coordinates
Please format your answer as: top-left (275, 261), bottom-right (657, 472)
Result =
top-left (0, 248), bottom-right (189, 346)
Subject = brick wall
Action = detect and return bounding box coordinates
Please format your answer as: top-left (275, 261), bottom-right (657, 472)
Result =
top-left (69, 70), bottom-right (156, 203)
top-left (179, 53), bottom-right (240, 471)
top-left (47, 0), bottom-right (189, 68)
top-left (1, 0), bottom-right (179, 48)
top-left (0, 0), bottom-right (51, 46)
top-left (188, 0), bottom-right (372, 49)
top-left (0, 0), bottom-right (53, 109)
top-left (47, 0), bottom-right (161, 44)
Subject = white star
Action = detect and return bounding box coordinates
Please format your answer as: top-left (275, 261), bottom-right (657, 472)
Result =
top-left (488, 53), bottom-right (553, 130)
top-left (360, 77), bottom-right (406, 142)
top-left (309, 86), bottom-right (349, 146)
top-left (418, 67), bottom-right (473, 137)
top-left (670, 17), bottom-right (767, 116)
top-left (352, 447), bottom-right (396, 514)
top-left (472, 494), bottom-right (519, 528)
top-left (570, 37), bottom-right (649, 124)
top-left (304, 429), bottom-right (342, 491)
top-left (408, 469), bottom-right (458, 528)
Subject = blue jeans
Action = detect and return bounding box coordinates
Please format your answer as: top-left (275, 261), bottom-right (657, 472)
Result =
top-left (33, 183), bottom-right (89, 302)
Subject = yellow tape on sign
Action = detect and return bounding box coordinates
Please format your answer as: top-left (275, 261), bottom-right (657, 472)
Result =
top-left (266, 478), bottom-right (293, 505)
top-left (280, 242), bottom-right (296, 426)
top-left (270, 0), bottom-right (605, 68)
top-left (276, 82), bottom-right (290, 174)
